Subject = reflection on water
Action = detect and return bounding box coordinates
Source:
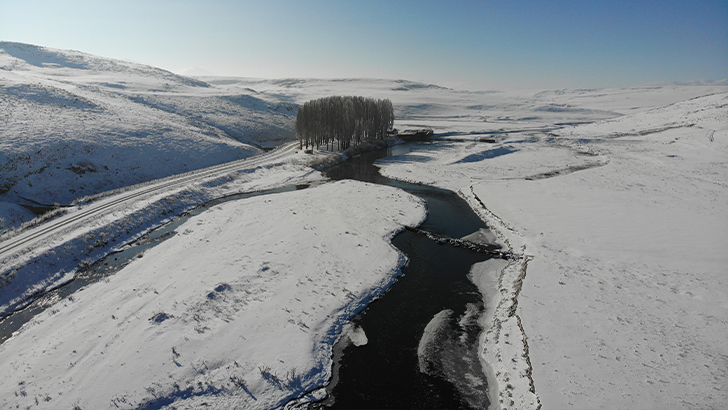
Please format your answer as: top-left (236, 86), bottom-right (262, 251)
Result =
top-left (324, 144), bottom-right (411, 184)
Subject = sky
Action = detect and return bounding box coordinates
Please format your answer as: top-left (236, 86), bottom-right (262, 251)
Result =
top-left (1, 0), bottom-right (726, 90)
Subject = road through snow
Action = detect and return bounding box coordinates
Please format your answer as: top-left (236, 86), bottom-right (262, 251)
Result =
top-left (0, 141), bottom-right (326, 320)
top-left (0, 142), bottom-right (299, 262)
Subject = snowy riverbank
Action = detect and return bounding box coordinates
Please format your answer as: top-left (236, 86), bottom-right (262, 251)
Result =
top-left (0, 180), bottom-right (425, 409)
top-left (378, 92), bottom-right (728, 409)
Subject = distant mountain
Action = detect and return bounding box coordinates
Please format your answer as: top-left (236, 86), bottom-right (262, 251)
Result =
top-left (638, 78), bottom-right (728, 87)
top-left (391, 79), bottom-right (452, 91)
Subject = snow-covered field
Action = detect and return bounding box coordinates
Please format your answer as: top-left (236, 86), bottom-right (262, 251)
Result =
top-left (0, 142), bottom-right (329, 321)
top-left (0, 129), bottom-right (425, 408)
top-left (0, 180), bottom-right (425, 409)
top-left (2, 42), bottom-right (727, 409)
top-left (378, 92), bottom-right (728, 409)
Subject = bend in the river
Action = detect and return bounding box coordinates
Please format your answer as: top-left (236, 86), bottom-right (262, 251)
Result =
top-left (0, 142), bottom-right (499, 409)
top-left (318, 143), bottom-right (496, 409)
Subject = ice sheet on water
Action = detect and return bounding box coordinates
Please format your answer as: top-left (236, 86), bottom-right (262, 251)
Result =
top-left (417, 307), bottom-right (489, 408)
top-left (343, 324), bottom-right (368, 347)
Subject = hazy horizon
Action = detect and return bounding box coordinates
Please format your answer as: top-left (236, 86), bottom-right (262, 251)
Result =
top-left (1, 0), bottom-right (727, 90)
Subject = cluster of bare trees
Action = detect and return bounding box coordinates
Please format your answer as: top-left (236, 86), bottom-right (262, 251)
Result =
top-left (296, 96), bottom-right (394, 150)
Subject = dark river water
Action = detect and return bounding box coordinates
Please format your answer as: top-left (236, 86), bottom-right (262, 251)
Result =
top-left (0, 142), bottom-right (496, 409)
top-left (320, 143), bottom-right (494, 409)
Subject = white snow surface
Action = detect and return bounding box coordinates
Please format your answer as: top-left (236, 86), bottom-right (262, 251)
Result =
top-left (3, 41), bottom-right (722, 233)
top-left (378, 92), bottom-right (728, 409)
top-left (2, 42), bottom-right (728, 410)
top-left (0, 180), bottom-right (425, 409)
top-left (0, 42), bottom-right (297, 231)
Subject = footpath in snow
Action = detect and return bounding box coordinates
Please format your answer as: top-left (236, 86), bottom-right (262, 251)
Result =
top-left (378, 92), bottom-right (728, 409)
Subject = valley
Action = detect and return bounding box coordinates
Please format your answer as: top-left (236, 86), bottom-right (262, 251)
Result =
top-left (1, 42), bottom-right (727, 409)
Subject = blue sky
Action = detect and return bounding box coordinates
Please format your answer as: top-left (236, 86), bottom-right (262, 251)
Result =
top-left (1, 0), bottom-right (726, 90)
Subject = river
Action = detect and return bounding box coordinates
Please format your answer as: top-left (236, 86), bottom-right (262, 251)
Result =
top-left (318, 143), bottom-right (496, 409)
top-left (0, 142), bottom-right (498, 409)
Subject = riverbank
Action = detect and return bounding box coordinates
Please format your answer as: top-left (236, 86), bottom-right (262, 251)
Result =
top-left (321, 147), bottom-right (498, 409)
top-left (0, 180), bottom-right (426, 409)
top-left (377, 92), bottom-right (728, 409)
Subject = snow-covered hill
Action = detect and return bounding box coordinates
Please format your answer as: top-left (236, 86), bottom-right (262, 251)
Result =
top-left (0, 42), bottom-right (297, 232)
top-left (4, 41), bottom-right (725, 235)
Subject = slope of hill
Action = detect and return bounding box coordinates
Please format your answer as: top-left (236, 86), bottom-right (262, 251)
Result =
top-left (0, 42), bottom-right (297, 232)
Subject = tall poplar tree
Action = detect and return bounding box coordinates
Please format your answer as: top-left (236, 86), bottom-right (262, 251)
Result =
top-left (296, 96), bottom-right (394, 151)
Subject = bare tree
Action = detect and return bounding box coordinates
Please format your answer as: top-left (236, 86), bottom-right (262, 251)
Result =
top-left (296, 96), bottom-right (394, 151)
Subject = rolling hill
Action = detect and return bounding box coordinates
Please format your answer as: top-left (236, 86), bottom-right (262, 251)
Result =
top-left (0, 42), bottom-right (297, 232)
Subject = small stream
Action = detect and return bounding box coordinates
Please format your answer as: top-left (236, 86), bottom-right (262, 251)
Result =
top-left (319, 143), bottom-right (495, 409)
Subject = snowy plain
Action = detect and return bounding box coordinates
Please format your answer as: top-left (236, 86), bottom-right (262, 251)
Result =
top-left (2, 42), bottom-right (728, 409)
top-left (378, 92), bottom-right (728, 409)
